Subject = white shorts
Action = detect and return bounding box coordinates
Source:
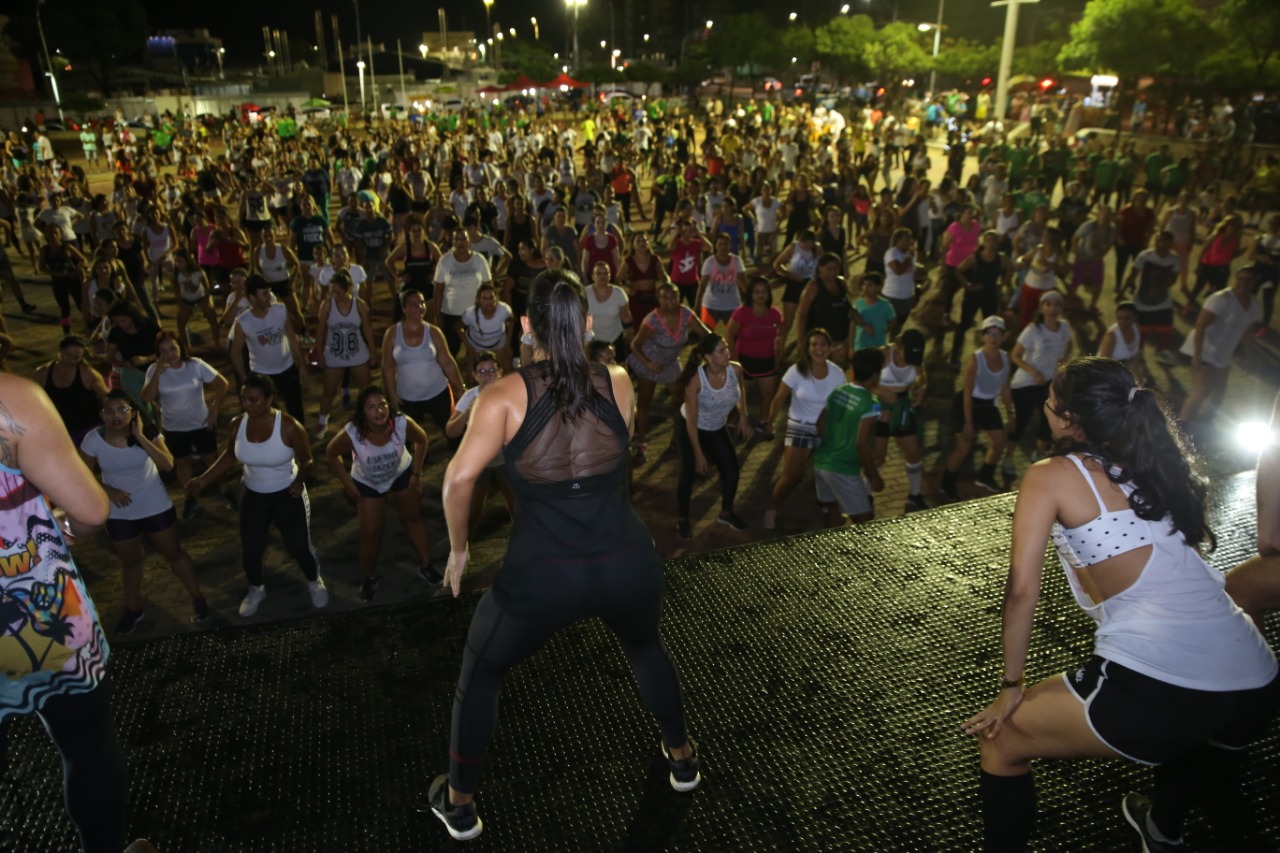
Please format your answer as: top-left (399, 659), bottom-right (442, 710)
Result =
top-left (814, 468), bottom-right (872, 516)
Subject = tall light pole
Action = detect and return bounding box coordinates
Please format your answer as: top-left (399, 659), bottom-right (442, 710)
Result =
top-left (483, 0), bottom-right (494, 65)
top-left (566, 0), bottom-right (586, 71)
top-left (352, 0), bottom-right (363, 59)
top-left (919, 0), bottom-right (944, 97)
top-left (34, 0), bottom-right (63, 122)
top-left (531, 17), bottom-right (539, 40)
top-left (991, 0), bottom-right (1039, 120)
top-left (217, 46), bottom-right (225, 80)
top-left (356, 60), bottom-right (366, 114)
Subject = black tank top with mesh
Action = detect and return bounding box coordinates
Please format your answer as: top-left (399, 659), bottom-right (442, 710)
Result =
top-left (496, 361), bottom-right (654, 608)
top-left (44, 366), bottom-right (100, 433)
top-left (808, 282), bottom-right (852, 343)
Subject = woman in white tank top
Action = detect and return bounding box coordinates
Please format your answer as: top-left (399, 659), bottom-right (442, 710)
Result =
top-left (379, 290), bottom-right (466, 435)
top-left (256, 228), bottom-right (295, 284)
top-left (171, 249), bottom-right (221, 356)
top-left (1098, 302), bottom-right (1143, 377)
top-left (314, 270), bottom-right (375, 442)
top-left (185, 374), bottom-right (327, 618)
top-left (324, 386), bottom-right (436, 602)
top-left (963, 357), bottom-right (1278, 853)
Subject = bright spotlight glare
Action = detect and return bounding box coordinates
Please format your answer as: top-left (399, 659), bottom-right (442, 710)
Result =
top-left (1237, 421), bottom-right (1275, 453)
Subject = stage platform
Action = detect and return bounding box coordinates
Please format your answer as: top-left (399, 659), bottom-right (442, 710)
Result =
top-left (1, 469), bottom-right (1276, 853)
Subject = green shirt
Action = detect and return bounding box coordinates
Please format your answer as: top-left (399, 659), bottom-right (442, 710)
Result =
top-left (1015, 189), bottom-right (1049, 221)
top-left (813, 384), bottom-right (879, 476)
top-left (1145, 153), bottom-right (1171, 185)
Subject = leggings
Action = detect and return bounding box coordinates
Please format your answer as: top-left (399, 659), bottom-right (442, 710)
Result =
top-left (0, 677), bottom-right (127, 853)
top-left (51, 276), bottom-right (79, 330)
top-left (1114, 244), bottom-right (1143, 288)
top-left (952, 288), bottom-right (999, 358)
top-left (239, 485), bottom-right (320, 586)
top-left (674, 414), bottom-right (740, 519)
top-left (1189, 262), bottom-right (1231, 303)
top-left (449, 549), bottom-right (689, 794)
top-left (265, 365), bottom-right (306, 426)
top-left (1010, 383), bottom-right (1050, 443)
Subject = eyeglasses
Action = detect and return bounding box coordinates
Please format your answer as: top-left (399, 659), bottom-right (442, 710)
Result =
top-left (476, 368), bottom-right (498, 376)
top-left (102, 406), bottom-right (132, 416)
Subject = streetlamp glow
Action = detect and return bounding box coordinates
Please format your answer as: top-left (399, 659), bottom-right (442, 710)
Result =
top-left (530, 17), bottom-right (539, 39)
top-left (841, 3), bottom-right (850, 11)
top-left (789, 11), bottom-right (797, 21)
top-left (600, 40), bottom-right (606, 49)
top-left (565, 0), bottom-right (587, 71)
top-left (419, 43), bottom-right (428, 59)
top-left (918, 22), bottom-right (932, 31)
top-left (706, 19), bottom-right (713, 28)
top-left (356, 60), bottom-right (366, 113)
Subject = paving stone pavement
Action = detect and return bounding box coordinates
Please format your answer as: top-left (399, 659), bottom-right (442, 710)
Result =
top-left (6, 130), bottom-right (1277, 645)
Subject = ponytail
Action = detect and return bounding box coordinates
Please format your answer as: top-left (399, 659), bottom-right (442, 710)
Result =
top-left (678, 334), bottom-right (722, 391)
top-left (527, 269), bottom-right (595, 420)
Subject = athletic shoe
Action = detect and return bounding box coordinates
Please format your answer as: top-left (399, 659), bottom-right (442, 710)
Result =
top-left (115, 608), bottom-right (144, 635)
top-left (717, 511), bottom-right (748, 532)
top-left (1154, 349), bottom-right (1180, 365)
top-left (677, 519), bottom-right (693, 541)
top-left (974, 475), bottom-right (1004, 493)
top-left (239, 586), bottom-right (268, 617)
top-left (939, 484), bottom-right (962, 502)
top-left (763, 509), bottom-right (777, 530)
top-left (359, 576), bottom-right (380, 603)
top-left (20, 302), bottom-right (37, 315)
top-left (659, 740), bottom-right (702, 792)
top-left (190, 597), bottom-right (210, 625)
top-left (311, 424), bottom-right (328, 443)
top-left (308, 578), bottom-right (330, 608)
top-left (905, 493), bottom-right (930, 511)
top-left (181, 497), bottom-right (200, 520)
top-left (1122, 793), bottom-right (1185, 852)
top-left (419, 562), bottom-right (444, 584)
top-left (426, 773), bottom-right (482, 841)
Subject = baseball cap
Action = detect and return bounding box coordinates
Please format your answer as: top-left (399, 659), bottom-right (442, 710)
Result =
top-left (980, 316), bottom-right (1006, 332)
top-left (899, 329), bottom-right (926, 366)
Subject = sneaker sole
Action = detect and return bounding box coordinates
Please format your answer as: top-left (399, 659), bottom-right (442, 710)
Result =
top-left (974, 481), bottom-right (1001, 493)
top-left (716, 517), bottom-right (747, 531)
top-left (430, 807), bottom-right (483, 841)
top-left (1121, 796), bottom-right (1161, 853)
top-left (669, 771), bottom-right (701, 792)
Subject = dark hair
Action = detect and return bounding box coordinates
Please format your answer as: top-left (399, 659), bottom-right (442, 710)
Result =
top-left (245, 274), bottom-right (272, 295)
top-left (677, 333), bottom-right (723, 389)
top-left (473, 349), bottom-right (499, 367)
top-left (106, 301), bottom-right (143, 324)
top-left (586, 340), bottom-right (615, 362)
top-left (817, 252), bottom-right (842, 271)
top-left (526, 269), bottom-right (597, 420)
top-left (330, 270), bottom-right (353, 292)
top-left (748, 275), bottom-right (773, 307)
top-left (850, 347), bottom-right (884, 383)
top-left (350, 385), bottom-right (399, 436)
top-left (1049, 356), bottom-right (1213, 548)
top-left (1116, 301), bottom-right (1138, 316)
top-left (105, 388), bottom-right (132, 405)
top-left (59, 334), bottom-right (88, 351)
top-left (241, 373), bottom-right (277, 400)
top-left (795, 328), bottom-right (832, 378)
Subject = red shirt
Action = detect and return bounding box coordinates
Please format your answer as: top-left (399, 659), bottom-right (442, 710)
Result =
top-left (730, 305), bottom-right (783, 359)
top-left (669, 237), bottom-right (704, 285)
top-left (1116, 205), bottom-right (1155, 247)
top-left (1199, 233), bottom-right (1239, 267)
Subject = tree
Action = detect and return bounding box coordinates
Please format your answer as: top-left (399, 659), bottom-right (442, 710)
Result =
top-left (706, 13), bottom-right (774, 103)
top-left (1013, 39), bottom-right (1067, 78)
top-left (499, 39), bottom-right (560, 83)
top-left (1208, 0), bottom-right (1280, 81)
top-left (814, 14), bottom-right (877, 83)
top-left (1059, 0), bottom-right (1214, 86)
top-left (3, 0), bottom-right (150, 96)
top-left (863, 21), bottom-right (931, 85)
top-left (931, 37), bottom-right (1000, 81)
top-left (779, 24), bottom-right (817, 75)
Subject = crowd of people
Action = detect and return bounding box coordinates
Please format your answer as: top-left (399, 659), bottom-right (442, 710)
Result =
top-left (0, 89), bottom-right (1277, 849)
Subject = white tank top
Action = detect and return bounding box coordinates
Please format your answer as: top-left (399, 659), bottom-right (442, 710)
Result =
top-left (323, 298), bottom-right (370, 368)
top-left (879, 354), bottom-right (919, 389)
top-left (237, 304), bottom-right (294, 374)
top-left (176, 269), bottom-right (206, 302)
top-left (236, 412), bottom-right (298, 493)
top-left (145, 225), bottom-right (172, 261)
top-left (392, 323), bottom-right (448, 402)
top-left (258, 245), bottom-right (291, 283)
top-left (680, 364), bottom-right (740, 431)
top-left (1106, 323), bottom-right (1141, 362)
top-left (972, 350), bottom-right (1009, 400)
top-left (346, 416), bottom-right (412, 492)
top-left (789, 244), bottom-right (818, 280)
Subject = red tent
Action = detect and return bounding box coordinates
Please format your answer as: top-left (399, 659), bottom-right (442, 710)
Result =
top-left (544, 73), bottom-right (589, 89)
top-left (477, 85), bottom-right (505, 95)
top-left (503, 75), bottom-right (540, 91)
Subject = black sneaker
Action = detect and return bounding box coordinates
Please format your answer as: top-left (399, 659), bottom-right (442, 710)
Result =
top-left (677, 519), bottom-right (693, 540)
top-left (182, 497), bottom-right (200, 520)
top-left (660, 739), bottom-right (701, 792)
top-left (974, 476), bottom-right (1004, 493)
top-left (1122, 793), bottom-right (1185, 852)
top-left (906, 493), bottom-right (930, 511)
top-left (359, 576), bottom-right (380, 603)
top-left (717, 511), bottom-right (748, 532)
top-left (939, 484), bottom-right (962, 502)
top-left (426, 773), bottom-right (482, 840)
top-left (190, 597), bottom-right (210, 625)
top-left (418, 562), bottom-right (443, 584)
top-left (115, 608), bottom-right (144, 635)
top-left (20, 302), bottom-right (37, 315)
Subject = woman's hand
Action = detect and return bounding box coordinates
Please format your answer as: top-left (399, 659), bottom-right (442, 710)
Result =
top-left (407, 472), bottom-right (423, 499)
top-left (444, 549), bottom-right (468, 598)
top-left (105, 485), bottom-right (132, 507)
top-left (130, 413), bottom-right (145, 442)
top-left (961, 419), bottom-right (976, 441)
top-left (693, 451), bottom-right (708, 476)
top-left (342, 482), bottom-right (360, 505)
top-left (184, 476), bottom-right (205, 496)
top-left (738, 417), bottom-right (755, 442)
top-left (962, 684), bottom-right (1024, 740)
top-left (1031, 368), bottom-right (1046, 386)
top-left (206, 409), bottom-right (219, 430)
top-left (288, 478), bottom-right (305, 498)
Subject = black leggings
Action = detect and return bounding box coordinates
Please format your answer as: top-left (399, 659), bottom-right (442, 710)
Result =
top-left (266, 365), bottom-right (306, 426)
top-left (674, 414), bottom-right (740, 519)
top-left (51, 276), bottom-right (78, 328)
top-left (952, 288), bottom-right (999, 358)
top-left (239, 485), bottom-right (320, 586)
top-left (0, 677), bottom-right (127, 853)
top-left (449, 549), bottom-right (689, 793)
top-left (1010, 383), bottom-right (1050, 443)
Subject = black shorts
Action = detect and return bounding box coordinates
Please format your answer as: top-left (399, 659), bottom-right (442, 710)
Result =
top-left (164, 427), bottom-right (217, 457)
top-left (242, 220), bottom-right (269, 233)
top-left (410, 200), bottom-right (430, 213)
top-left (105, 506), bottom-right (177, 541)
top-left (1137, 307), bottom-right (1173, 328)
top-left (1066, 655), bottom-right (1280, 765)
top-left (738, 354), bottom-right (778, 378)
top-left (950, 393), bottom-right (1004, 433)
top-left (268, 279), bottom-right (293, 300)
top-left (875, 405), bottom-right (918, 438)
top-left (269, 206), bottom-right (289, 218)
top-left (782, 278), bottom-right (807, 304)
top-left (354, 465), bottom-right (414, 499)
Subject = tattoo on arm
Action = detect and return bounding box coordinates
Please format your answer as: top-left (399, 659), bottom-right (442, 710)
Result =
top-left (0, 399), bottom-right (27, 468)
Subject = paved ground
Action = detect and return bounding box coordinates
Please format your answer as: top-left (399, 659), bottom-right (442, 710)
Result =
top-left (8, 127), bottom-right (1277, 643)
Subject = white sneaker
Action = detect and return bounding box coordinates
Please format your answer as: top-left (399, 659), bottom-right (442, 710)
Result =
top-left (311, 424), bottom-right (328, 443)
top-left (308, 578), bottom-right (330, 608)
top-left (1154, 349), bottom-right (1180, 365)
top-left (239, 586), bottom-right (268, 617)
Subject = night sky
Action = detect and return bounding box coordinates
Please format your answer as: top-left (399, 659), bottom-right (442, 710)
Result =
top-left (139, 0), bottom-right (1088, 66)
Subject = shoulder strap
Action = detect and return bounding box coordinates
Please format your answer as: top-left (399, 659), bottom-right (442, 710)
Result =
top-left (1066, 454), bottom-right (1108, 513)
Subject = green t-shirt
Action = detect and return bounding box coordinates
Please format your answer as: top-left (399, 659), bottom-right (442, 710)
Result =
top-left (1145, 153), bottom-right (1171, 185)
top-left (813, 384), bottom-right (880, 476)
top-left (1093, 158), bottom-right (1118, 189)
top-left (1015, 190), bottom-right (1049, 221)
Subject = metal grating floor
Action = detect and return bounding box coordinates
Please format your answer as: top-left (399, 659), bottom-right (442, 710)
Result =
top-left (1, 470), bottom-right (1276, 852)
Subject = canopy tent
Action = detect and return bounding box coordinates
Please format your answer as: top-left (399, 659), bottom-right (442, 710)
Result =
top-left (503, 75), bottom-right (540, 91)
top-left (544, 73), bottom-right (589, 89)
top-left (477, 85), bottom-right (506, 95)
top-left (300, 97), bottom-right (332, 108)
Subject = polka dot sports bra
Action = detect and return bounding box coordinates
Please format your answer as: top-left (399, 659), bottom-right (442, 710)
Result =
top-left (1050, 453), bottom-right (1149, 569)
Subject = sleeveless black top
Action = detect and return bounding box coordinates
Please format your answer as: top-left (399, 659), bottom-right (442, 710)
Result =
top-left (44, 366), bottom-right (100, 433)
top-left (808, 282), bottom-right (852, 343)
top-left (495, 362), bottom-right (654, 612)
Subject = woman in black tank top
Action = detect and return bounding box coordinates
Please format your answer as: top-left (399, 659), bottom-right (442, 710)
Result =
top-left (38, 337), bottom-right (108, 444)
top-left (426, 271), bottom-right (699, 841)
top-left (951, 230), bottom-right (1012, 362)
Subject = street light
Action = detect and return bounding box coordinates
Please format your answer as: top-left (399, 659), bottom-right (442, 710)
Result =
top-left (841, 3), bottom-right (850, 11)
top-left (483, 0), bottom-right (495, 61)
top-left (419, 43), bottom-right (428, 60)
top-left (531, 17), bottom-right (540, 39)
top-left (565, 0), bottom-right (586, 71)
top-left (217, 47), bottom-right (226, 80)
top-left (509, 27), bottom-right (516, 36)
top-left (356, 59), bottom-right (366, 113)
top-left (789, 11), bottom-right (798, 21)
top-left (34, 0), bottom-right (63, 122)
top-left (919, 0), bottom-right (944, 95)
top-left (706, 19), bottom-right (713, 28)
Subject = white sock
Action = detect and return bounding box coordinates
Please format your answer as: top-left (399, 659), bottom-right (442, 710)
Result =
top-left (906, 462), bottom-right (923, 495)
top-left (317, 414), bottom-right (329, 427)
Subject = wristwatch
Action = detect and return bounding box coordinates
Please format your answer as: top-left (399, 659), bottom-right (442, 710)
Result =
top-left (1000, 674), bottom-right (1025, 690)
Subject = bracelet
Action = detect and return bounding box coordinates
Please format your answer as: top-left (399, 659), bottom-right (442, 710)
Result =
top-left (1000, 674), bottom-right (1024, 690)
